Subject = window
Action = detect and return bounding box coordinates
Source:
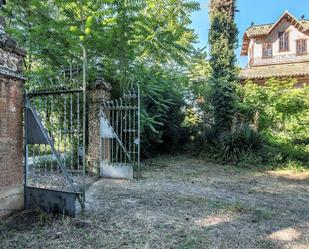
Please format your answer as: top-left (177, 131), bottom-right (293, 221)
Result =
top-left (296, 39), bottom-right (307, 55)
top-left (249, 44), bottom-right (254, 65)
top-left (262, 43), bottom-right (272, 58)
top-left (279, 32), bottom-right (289, 52)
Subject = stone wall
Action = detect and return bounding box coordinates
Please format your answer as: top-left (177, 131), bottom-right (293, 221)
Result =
top-left (87, 81), bottom-right (112, 175)
top-left (0, 21), bottom-right (25, 218)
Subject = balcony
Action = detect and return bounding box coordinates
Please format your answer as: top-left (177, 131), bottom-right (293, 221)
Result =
top-left (249, 53), bottom-right (309, 67)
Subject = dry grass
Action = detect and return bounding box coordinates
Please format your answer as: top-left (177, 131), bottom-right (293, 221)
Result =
top-left (0, 155), bottom-right (308, 249)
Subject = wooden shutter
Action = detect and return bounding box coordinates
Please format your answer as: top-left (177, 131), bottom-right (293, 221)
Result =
top-left (262, 43), bottom-right (266, 58)
top-left (302, 40), bottom-right (307, 54)
top-left (262, 43), bottom-right (272, 58)
top-left (284, 32), bottom-right (289, 51)
top-left (249, 44), bottom-right (254, 65)
top-left (267, 43), bottom-right (273, 58)
top-left (279, 32), bottom-right (284, 51)
top-left (296, 39), bottom-right (307, 55)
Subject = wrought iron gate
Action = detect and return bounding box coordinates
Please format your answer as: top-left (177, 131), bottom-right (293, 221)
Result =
top-left (99, 85), bottom-right (140, 180)
top-left (24, 64), bottom-right (87, 216)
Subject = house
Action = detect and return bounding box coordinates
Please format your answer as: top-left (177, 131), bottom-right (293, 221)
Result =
top-left (240, 11), bottom-right (309, 86)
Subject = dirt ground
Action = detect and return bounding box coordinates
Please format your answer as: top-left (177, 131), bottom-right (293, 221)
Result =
top-left (1, 155), bottom-right (308, 249)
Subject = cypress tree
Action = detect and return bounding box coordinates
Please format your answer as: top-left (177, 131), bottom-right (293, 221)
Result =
top-left (208, 0), bottom-right (238, 133)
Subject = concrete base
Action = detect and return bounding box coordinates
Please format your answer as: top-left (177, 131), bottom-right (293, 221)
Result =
top-left (100, 162), bottom-right (133, 180)
top-left (0, 185), bottom-right (24, 218)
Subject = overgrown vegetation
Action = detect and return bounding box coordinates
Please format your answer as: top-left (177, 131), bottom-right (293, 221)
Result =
top-left (187, 1), bottom-right (309, 169)
top-left (196, 77), bottom-right (309, 168)
top-left (4, 0), bottom-right (200, 157)
top-left (238, 79), bottom-right (309, 167)
top-left (3, 1), bottom-right (308, 167)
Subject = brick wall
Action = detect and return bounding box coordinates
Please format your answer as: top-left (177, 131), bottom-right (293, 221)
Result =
top-left (0, 25), bottom-right (25, 217)
top-left (0, 77), bottom-right (23, 190)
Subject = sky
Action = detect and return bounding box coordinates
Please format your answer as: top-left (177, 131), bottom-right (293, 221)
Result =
top-left (190, 0), bottom-right (309, 67)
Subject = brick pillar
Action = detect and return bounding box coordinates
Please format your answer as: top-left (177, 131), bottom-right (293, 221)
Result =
top-left (87, 79), bottom-right (112, 175)
top-left (0, 17), bottom-right (26, 218)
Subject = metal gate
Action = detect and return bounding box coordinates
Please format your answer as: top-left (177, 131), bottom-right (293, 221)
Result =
top-left (99, 85), bottom-right (141, 180)
top-left (24, 62), bottom-right (87, 216)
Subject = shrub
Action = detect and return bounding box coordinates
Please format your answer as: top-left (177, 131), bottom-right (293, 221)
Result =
top-left (236, 79), bottom-right (309, 167)
top-left (200, 124), bottom-right (265, 163)
top-left (141, 80), bottom-right (189, 158)
top-left (216, 125), bottom-right (264, 161)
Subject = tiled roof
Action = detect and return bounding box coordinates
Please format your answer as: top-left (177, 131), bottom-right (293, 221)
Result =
top-left (240, 62), bottom-right (309, 80)
top-left (245, 20), bottom-right (309, 38)
top-left (300, 20), bottom-right (309, 30)
top-left (245, 24), bottom-right (273, 38)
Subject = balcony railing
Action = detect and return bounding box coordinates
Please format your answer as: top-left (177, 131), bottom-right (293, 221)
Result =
top-left (249, 53), bottom-right (309, 67)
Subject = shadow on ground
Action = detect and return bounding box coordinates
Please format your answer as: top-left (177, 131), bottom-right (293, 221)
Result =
top-left (1, 155), bottom-right (308, 249)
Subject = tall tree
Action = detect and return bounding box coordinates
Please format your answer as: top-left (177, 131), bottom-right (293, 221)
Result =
top-left (208, 0), bottom-right (238, 133)
top-left (4, 0), bottom-right (200, 152)
top-left (4, 0), bottom-right (199, 82)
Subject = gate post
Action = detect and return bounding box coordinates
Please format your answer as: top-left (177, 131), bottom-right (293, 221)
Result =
top-left (0, 17), bottom-right (26, 218)
top-left (87, 79), bottom-right (112, 175)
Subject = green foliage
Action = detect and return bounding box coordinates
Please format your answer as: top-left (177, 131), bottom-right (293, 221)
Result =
top-left (201, 125), bottom-right (264, 162)
top-left (239, 79), bottom-right (309, 138)
top-left (141, 67), bottom-right (189, 157)
top-left (4, 0), bottom-right (200, 156)
top-left (186, 48), bottom-right (211, 99)
top-left (236, 78), bottom-right (309, 167)
top-left (196, 0), bottom-right (242, 162)
top-left (208, 0), bottom-right (238, 132)
top-left (5, 0), bottom-right (199, 79)
top-left (182, 107), bottom-right (201, 134)
top-left (199, 77), bottom-right (309, 167)
top-left (216, 127), bottom-right (263, 161)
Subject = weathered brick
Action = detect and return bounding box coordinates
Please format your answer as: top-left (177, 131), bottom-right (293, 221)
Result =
top-left (0, 76), bottom-right (24, 190)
